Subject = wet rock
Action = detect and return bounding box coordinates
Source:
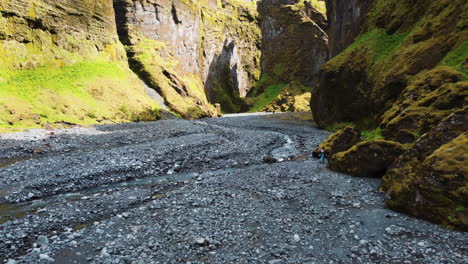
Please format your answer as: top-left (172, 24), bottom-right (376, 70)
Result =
top-left (329, 140), bottom-right (406, 177)
top-left (292, 234), bottom-right (300, 243)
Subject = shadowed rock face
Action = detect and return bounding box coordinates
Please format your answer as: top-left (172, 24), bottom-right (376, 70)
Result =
top-left (326, 0), bottom-right (373, 57)
top-left (329, 140), bottom-right (406, 178)
top-left (0, 0), bottom-right (125, 68)
top-left (113, 0), bottom-right (261, 115)
top-left (257, 0), bottom-right (328, 87)
top-left (312, 126), bottom-right (361, 158)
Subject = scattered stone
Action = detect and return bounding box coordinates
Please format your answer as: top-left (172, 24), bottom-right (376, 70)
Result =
top-left (36, 236), bottom-right (49, 247)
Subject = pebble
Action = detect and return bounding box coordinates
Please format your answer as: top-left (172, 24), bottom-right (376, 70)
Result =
top-left (36, 236), bottom-right (49, 247)
top-left (39, 254), bottom-right (54, 262)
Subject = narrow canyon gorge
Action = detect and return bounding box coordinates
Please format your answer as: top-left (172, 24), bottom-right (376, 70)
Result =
top-left (0, 0), bottom-right (466, 263)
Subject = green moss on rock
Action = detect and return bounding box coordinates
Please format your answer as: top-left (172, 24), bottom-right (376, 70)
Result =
top-left (0, 0), bottom-right (159, 132)
top-left (313, 0), bottom-right (468, 129)
top-left (254, 0), bottom-right (328, 113)
top-left (0, 60), bottom-right (160, 133)
top-left (329, 140), bottom-right (406, 178)
top-left (380, 66), bottom-right (467, 143)
top-left (382, 108), bottom-right (468, 231)
top-left (313, 126), bottom-right (361, 158)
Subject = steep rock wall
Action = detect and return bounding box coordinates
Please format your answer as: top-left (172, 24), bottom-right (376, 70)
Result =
top-left (114, 0), bottom-right (261, 116)
top-left (313, 0), bottom-right (467, 129)
top-left (258, 0), bottom-right (328, 86)
top-left (326, 0), bottom-right (372, 57)
top-left (249, 0), bottom-right (328, 112)
top-left (0, 0), bottom-right (159, 132)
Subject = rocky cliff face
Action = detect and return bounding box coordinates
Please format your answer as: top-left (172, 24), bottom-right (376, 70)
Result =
top-left (313, 0), bottom-right (467, 129)
top-left (258, 0), bottom-right (327, 86)
top-left (326, 0), bottom-right (372, 57)
top-left (0, 0), bottom-right (159, 132)
top-left (114, 0), bottom-right (261, 116)
top-left (250, 0), bottom-right (328, 112)
top-left (314, 0), bottom-right (468, 230)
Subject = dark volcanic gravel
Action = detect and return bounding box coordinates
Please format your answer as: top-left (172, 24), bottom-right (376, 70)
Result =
top-left (0, 113), bottom-right (466, 264)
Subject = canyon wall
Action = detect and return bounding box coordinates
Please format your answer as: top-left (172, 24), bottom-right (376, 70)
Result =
top-left (114, 0), bottom-right (262, 116)
top-left (326, 0), bottom-right (372, 57)
top-left (251, 0), bottom-right (328, 112)
top-left (314, 0), bottom-right (468, 230)
top-left (0, 0), bottom-right (159, 132)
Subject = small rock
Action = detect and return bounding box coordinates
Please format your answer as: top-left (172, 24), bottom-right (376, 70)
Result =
top-left (293, 234), bottom-right (300, 243)
top-left (36, 236), bottom-right (49, 247)
top-left (39, 254), bottom-right (54, 262)
top-left (195, 237), bottom-right (209, 246)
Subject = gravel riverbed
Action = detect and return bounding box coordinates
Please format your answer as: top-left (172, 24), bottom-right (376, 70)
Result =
top-left (0, 113), bottom-right (466, 264)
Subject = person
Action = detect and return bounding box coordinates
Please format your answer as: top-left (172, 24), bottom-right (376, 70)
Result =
top-left (319, 148), bottom-right (327, 163)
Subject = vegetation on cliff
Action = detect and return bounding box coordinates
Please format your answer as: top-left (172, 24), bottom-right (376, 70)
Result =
top-left (248, 0), bottom-right (327, 112)
top-left (114, 0), bottom-right (261, 118)
top-left (313, 0), bottom-right (467, 129)
top-left (0, 0), bottom-right (160, 132)
top-left (313, 0), bottom-right (467, 230)
top-left (0, 60), bottom-right (159, 132)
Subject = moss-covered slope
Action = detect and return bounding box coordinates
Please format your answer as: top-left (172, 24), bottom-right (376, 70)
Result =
top-left (313, 0), bottom-right (467, 129)
top-left (314, 0), bottom-right (467, 230)
top-left (0, 0), bottom-right (160, 132)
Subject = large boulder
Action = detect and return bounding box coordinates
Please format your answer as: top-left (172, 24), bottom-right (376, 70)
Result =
top-left (329, 140), bottom-right (405, 178)
top-left (382, 108), bottom-right (468, 231)
top-left (313, 126), bottom-right (361, 158)
top-left (0, 0), bottom-right (159, 132)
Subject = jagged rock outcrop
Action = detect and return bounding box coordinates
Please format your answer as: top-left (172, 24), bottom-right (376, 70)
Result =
top-left (382, 108), bottom-right (468, 231)
top-left (380, 66), bottom-right (467, 144)
top-left (326, 0), bottom-right (372, 57)
top-left (0, 0), bottom-right (159, 132)
top-left (113, 0), bottom-right (261, 117)
top-left (249, 0), bottom-right (328, 112)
